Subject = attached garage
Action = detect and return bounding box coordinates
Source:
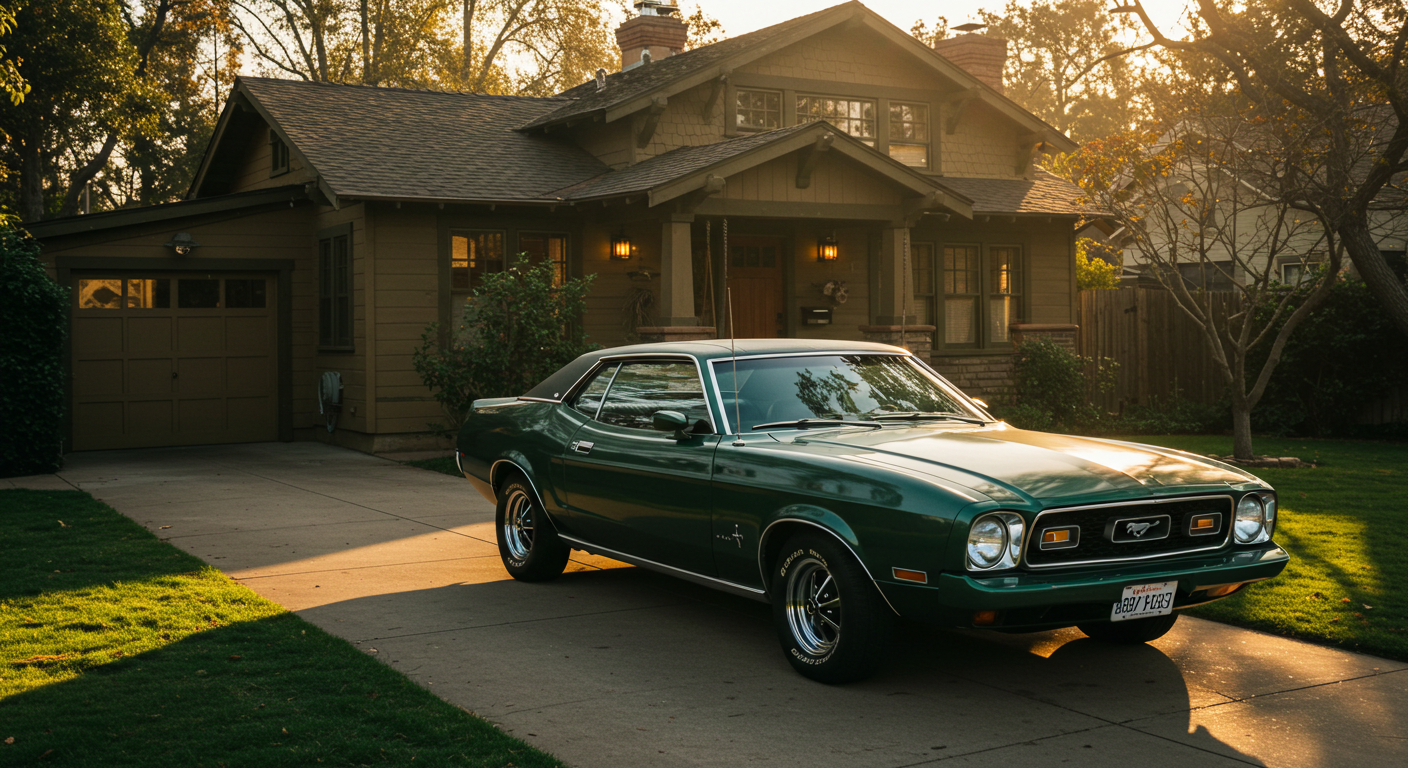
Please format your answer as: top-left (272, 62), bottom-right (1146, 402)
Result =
top-left (70, 273), bottom-right (279, 450)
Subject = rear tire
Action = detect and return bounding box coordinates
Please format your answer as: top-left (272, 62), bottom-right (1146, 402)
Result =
top-left (495, 475), bottom-right (569, 582)
top-left (1078, 613), bottom-right (1179, 644)
top-left (771, 532), bottom-right (892, 683)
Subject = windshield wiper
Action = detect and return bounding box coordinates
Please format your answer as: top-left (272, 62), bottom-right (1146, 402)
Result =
top-left (751, 418), bottom-right (883, 431)
top-left (870, 411), bottom-right (990, 425)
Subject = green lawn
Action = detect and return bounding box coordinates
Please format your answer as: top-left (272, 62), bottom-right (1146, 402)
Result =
top-left (409, 437), bottom-right (1408, 661)
top-left (0, 489), bottom-right (565, 768)
top-left (1108, 435), bottom-right (1408, 662)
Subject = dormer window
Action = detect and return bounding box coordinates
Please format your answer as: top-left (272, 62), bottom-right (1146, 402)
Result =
top-left (888, 102), bottom-right (930, 168)
top-left (270, 130), bottom-right (290, 177)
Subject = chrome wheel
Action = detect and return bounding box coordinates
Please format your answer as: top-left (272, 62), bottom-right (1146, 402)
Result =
top-left (785, 556), bottom-right (842, 656)
top-left (502, 488), bottom-right (536, 561)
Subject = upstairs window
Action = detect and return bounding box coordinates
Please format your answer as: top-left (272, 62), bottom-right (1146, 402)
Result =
top-left (888, 102), bottom-right (930, 168)
top-left (270, 130), bottom-right (290, 176)
top-left (736, 89), bottom-right (781, 132)
top-left (796, 96), bottom-right (876, 145)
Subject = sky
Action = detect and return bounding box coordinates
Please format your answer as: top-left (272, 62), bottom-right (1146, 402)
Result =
top-left (673, 0), bottom-right (1199, 39)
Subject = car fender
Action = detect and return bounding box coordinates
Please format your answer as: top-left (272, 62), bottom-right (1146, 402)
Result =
top-left (489, 455), bottom-right (563, 533)
top-left (758, 507), bottom-right (901, 616)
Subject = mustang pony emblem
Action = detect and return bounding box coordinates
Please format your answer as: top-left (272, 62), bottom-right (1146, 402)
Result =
top-left (1125, 520), bottom-right (1160, 537)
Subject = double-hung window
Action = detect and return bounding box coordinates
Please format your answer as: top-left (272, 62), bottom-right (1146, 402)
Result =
top-left (888, 102), bottom-right (930, 168)
top-left (913, 243), bottom-right (1023, 350)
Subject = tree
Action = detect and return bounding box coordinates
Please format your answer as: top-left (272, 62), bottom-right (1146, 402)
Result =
top-left (683, 3), bottom-right (723, 50)
top-left (231, 0), bottom-right (618, 96)
top-left (974, 0), bottom-right (1141, 141)
top-left (1, 3), bottom-right (30, 105)
top-left (1059, 117), bottom-right (1342, 460)
top-left (1076, 237), bottom-right (1120, 289)
top-left (1115, 0), bottom-right (1408, 339)
top-left (908, 16), bottom-right (949, 48)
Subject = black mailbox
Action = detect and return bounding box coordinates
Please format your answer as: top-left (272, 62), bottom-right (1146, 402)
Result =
top-left (802, 306), bottom-right (833, 325)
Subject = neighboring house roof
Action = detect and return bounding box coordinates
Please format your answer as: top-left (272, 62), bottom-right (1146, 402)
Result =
top-left (521, 0), bottom-right (1078, 154)
top-left (940, 169), bottom-right (1092, 216)
top-left (194, 78), bottom-right (610, 204)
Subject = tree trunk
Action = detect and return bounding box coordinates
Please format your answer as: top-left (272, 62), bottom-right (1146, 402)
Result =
top-left (1231, 398), bottom-right (1254, 461)
top-left (18, 126), bottom-right (44, 222)
top-left (1340, 217), bottom-right (1408, 340)
top-left (58, 134), bottom-right (119, 217)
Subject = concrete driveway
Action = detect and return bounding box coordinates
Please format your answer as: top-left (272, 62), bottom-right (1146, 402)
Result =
top-left (10, 442), bottom-right (1406, 767)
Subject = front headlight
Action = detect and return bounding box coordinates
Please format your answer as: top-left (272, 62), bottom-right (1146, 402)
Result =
top-left (1234, 494), bottom-right (1269, 544)
top-left (967, 512), bottom-right (1025, 571)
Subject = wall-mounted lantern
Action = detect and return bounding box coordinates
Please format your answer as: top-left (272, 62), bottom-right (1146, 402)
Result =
top-left (611, 231), bottom-right (632, 260)
top-left (164, 232), bottom-right (201, 256)
top-left (817, 233), bottom-right (839, 262)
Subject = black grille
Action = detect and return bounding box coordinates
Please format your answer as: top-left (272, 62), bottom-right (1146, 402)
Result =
top-left (1026, 496), bottom-right (1232, 568)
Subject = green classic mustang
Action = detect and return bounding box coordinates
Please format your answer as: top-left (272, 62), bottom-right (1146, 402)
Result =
top-left (456, 339), bottom-right (1288, 683)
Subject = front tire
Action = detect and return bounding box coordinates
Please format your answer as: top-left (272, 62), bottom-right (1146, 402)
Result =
top-left (771, 532), bottom-right (892, 683)
top-left (495, 475), bottom-right (569, 582)
top-left (1078, 613), bottom-right (1179, 644)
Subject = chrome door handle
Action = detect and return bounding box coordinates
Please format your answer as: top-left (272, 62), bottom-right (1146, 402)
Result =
top-left (571, 441), bottom-right (594, 454)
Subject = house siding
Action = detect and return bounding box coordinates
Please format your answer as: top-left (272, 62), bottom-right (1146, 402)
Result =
top-left (229, 118), bottom-right (318, 194)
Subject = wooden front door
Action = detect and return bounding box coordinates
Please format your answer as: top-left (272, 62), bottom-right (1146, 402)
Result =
top-left (726, 236), bottom-right (785, 338)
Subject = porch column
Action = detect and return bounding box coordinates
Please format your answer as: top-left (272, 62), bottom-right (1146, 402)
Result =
top-left (637, 213), bottom-right (717, 342)
top-left (860, 223), bottom-right (934, 353)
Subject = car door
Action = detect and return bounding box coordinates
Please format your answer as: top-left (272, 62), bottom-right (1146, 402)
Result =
top-left (561, 358), bottom-right (720, 575)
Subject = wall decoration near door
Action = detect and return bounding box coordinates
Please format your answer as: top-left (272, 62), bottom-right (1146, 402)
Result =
top-left (727, 236), bottom-right (785, 338)
top-left (71, 273), bottom-right (278, 450)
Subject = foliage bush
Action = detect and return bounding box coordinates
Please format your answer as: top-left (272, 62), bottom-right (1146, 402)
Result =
top-left (1075, 237), bottom-right (1121, 290)
top-left (1, 230), bottom-right (68, 476)
top-left (1000, 338), bottom-right (1117, 432)
top-left (412, 255), bottom-right (596, 432)
top-left (1110, 393), bottom-right (1231, 435)
top-left (1249, 276), bottom-right (1408, 438)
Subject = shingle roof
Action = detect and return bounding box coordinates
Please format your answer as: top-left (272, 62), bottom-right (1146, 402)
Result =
top-left (520, 3), bottom-right (847, 131)
top-left (938, 169), bottom-right (1088, 215)
top-left (550, 123), bottom-right (819, 200)
top-left (239, 77), bottom-right (609, 201)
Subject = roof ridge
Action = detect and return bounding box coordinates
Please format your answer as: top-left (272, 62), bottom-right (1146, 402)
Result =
top-left (238, 75), bottom-right (572, 103)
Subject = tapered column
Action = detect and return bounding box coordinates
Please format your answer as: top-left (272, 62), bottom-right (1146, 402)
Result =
top-left (637, 213), bottom-right (716, 342)
top-left (861, 223), bottom-right (933, 353)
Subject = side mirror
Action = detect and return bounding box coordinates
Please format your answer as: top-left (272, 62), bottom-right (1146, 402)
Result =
top-left (651, 410), bottom-right (692, 439)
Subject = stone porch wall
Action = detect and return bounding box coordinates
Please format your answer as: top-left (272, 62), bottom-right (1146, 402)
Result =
top-left (929, 354), bottom-right (1015, 403)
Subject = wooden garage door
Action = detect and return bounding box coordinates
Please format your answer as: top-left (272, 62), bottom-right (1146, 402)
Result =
top-left (71, 274), bottom-right (278, 450)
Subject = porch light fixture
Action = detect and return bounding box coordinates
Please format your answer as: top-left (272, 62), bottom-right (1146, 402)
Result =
top-left (611, 231), bottom-right (632, 260)
top-left (817, 233), bottom-right (839, 262)
top-left (164, 232), bottom-right (201, 256)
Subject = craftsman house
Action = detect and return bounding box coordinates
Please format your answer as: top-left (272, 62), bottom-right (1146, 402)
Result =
top-left (30, 0), bottom-right (1086, 453)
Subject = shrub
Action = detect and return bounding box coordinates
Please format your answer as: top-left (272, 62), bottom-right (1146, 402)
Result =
top-left (413, 255), bottom-right (596, 432)
top-left (1002, 338), bottom-right (1117, 432)
top-left (1249, 278), bottom-right (1408, 438)
top-left (1, 230), bottom-right (67, 476)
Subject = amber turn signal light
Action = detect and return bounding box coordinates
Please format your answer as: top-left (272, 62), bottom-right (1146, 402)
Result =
top-left (973, 610), bottom-right (999, 626)
top-left (892, 567), bottom-right (928, 584)
top-left (1043, 529), bottom-right (1069, 544)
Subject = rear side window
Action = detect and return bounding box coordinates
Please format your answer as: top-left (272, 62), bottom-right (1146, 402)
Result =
top-left (596, 361), bottom-right (709, 430)
top-left (571, 363), bottom-right (617, 418)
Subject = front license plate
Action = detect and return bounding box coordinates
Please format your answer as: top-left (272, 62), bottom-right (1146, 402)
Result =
top-left (1111, 581), bottom-right (1177, 622)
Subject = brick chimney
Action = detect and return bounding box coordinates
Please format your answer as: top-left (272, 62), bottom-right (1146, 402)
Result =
top-left (932, 33), bottom-right (1008, 94)
top-left (616, 0), bottom-right (688, 71)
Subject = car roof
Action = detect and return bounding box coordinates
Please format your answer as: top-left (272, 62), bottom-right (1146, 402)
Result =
top-left (521, 338), bottom-right (908, 400)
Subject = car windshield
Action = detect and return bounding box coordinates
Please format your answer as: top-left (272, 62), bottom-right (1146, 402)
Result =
top-left (711, 354), bottom-right (982, 432)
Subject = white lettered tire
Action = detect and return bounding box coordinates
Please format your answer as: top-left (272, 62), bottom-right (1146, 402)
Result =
top-left (772, 532), bottom-right (892, 683)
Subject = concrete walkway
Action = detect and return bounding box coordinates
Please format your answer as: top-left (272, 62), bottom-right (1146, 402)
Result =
top-left (8, 442), bottom-right (1406, 767)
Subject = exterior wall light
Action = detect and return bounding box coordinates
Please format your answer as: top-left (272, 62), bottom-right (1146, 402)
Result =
top-left (611, 232), bottom-right (632, 260)
top-left (817, 233), bottom-right (839, 262)
top-left (164, 232), bottom-right (201, 256)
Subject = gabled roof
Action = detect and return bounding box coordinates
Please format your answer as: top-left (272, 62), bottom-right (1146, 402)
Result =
top-left (522, 1), bottom-right (1077, 154)
top-left (191, 78), bottom-right (610, 204)
top-left (549, 121), bottom-right (975, 218)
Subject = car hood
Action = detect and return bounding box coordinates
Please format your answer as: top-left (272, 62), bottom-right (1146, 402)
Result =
top-left (786, 424), bottom-right (1262, 503)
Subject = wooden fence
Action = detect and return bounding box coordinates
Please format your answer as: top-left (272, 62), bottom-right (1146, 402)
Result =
top-left (1077, 287), bottom-right (1407, 424)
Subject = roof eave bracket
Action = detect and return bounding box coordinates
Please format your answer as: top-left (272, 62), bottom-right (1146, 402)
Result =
top-left (637, 96), bottom-right (669, 149)
top-left (944, 88), bottom-right (980, 135)
top-left (795, 133), bottom-right (835, 189)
